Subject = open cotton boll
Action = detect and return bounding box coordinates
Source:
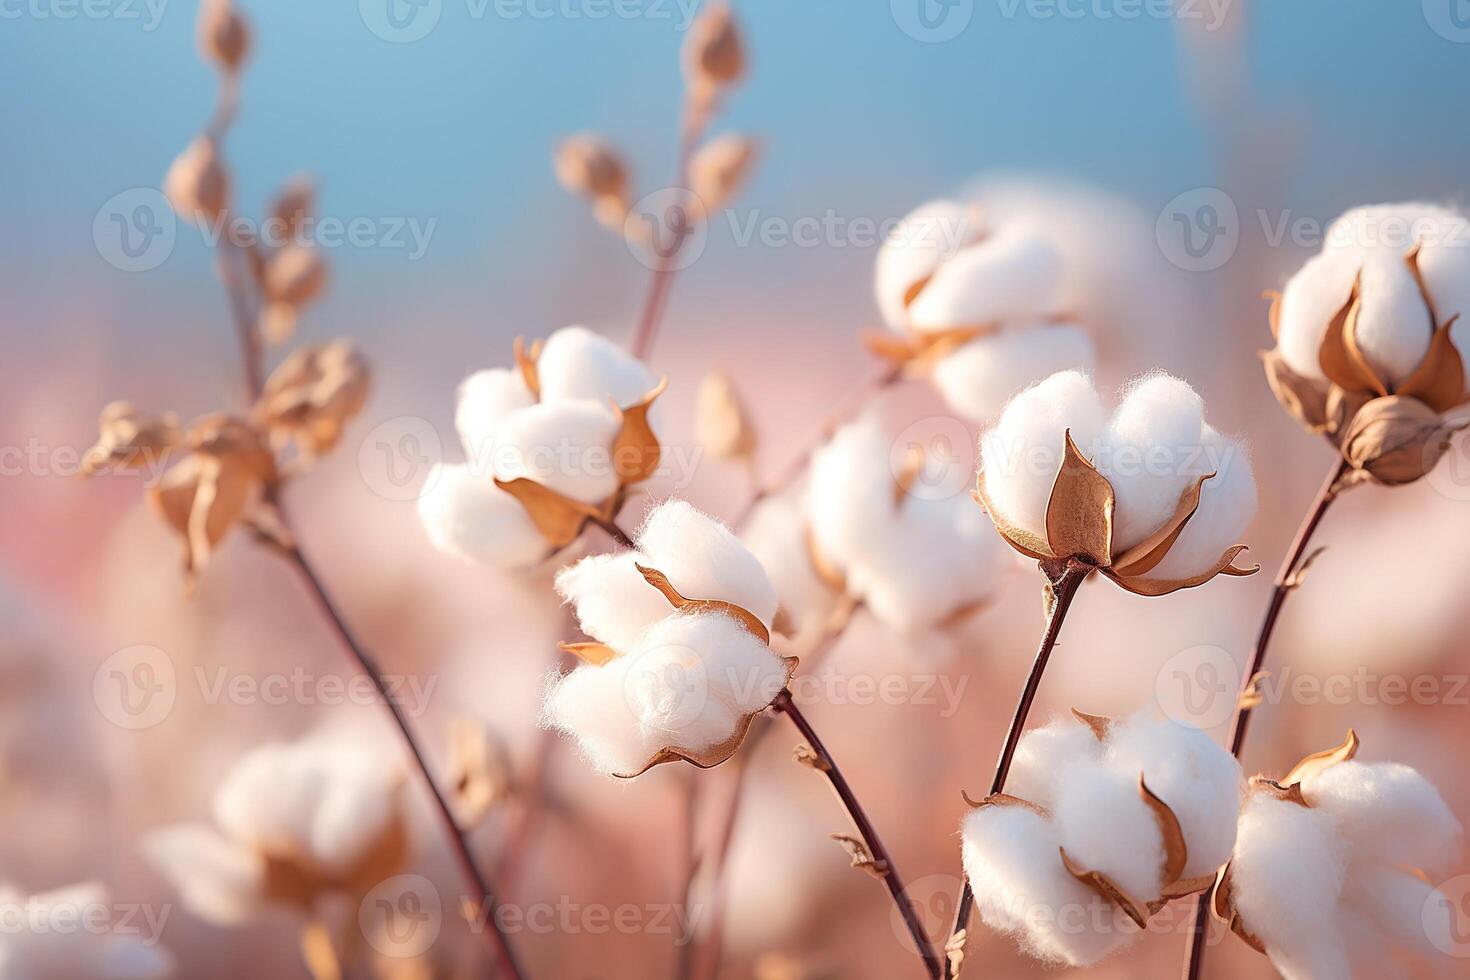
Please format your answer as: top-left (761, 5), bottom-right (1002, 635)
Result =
top-left (1052, 764), bottom-right (1165, 902)
top-left (1411, 209), bottom-right (1470, 354)
top-left (980, 370), bottom-right (1106, 540)
top-left (417, 463), bottom-right (546, 567)
top-left (536, 325), bottom-right (658, 408)
top-left (628, 613), bottom-right (785, 737)
top-left (555, 553), bottom-right (676, 652)
top-left (805, 415), bottom-right (894, 571)
top-left (931, 324), bottom-right (1097, 424)
top-left (635, 500), bottom-right (778, 627)
top-left (961, 803), bottom-right (1134, 967)
top-left (455, 368), bottom-right (534, 469)
top-left (1144, 426), bottom-right (1256, 581)
top-left (1277, 249), bottom-right (1360, 382)
top-left (907, 225), bottom-right (1064, 333)
top-left (1006, 716), bottom-right (1104, 809)
top-left (541, 655), bottom-right (648, 776)
top-left (1352, 252), bottom-right (1434, 388)
top-left (874, 197), bottom-right (976, 329)
top-left (1300, 761), bottom-right (1462, 873)
top-left (740, 495), bottom-right (841, 641)
top-left (491, 400), bottom-right (622, 504)
top-left (141, 824), bottom-right (263, 927)
top-left (1099, 374), bottom-right (1205, 553)
top-left (1230, 793), bottom-right (1348, 946)
top-left (1346, 865), bottom-right (1451, 963)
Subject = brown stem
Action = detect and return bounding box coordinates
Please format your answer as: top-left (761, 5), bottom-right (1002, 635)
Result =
top-left (943, 558), bottom-right (1090, 980)
top-left (674, 773), bottom-right (702, 980)
top-left (1179, 458), bottom-right (1349, 980)
top-left (590, 514), bottom-right (638, 550)
top-left (773, 688), bottom-right (943, 979)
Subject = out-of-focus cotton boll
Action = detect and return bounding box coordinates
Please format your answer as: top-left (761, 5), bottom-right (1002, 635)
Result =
top-left (140, 824), bottom-right (263, 927)
top-left (455, 368), bottom-right (534, 469)
top-left (740, 494), bottom-right (842, 643)
top-left (1299, 761), bottom-right (1462, 874)
top-left (491, 400), bottom-right (622, 504)
top-left (930, 324), bottom-right (1098, 424)
top-left (417, 463), bottom-right (546, 567)
top-left (0, 883), bottom-right (175, 980)
top-left (873, 197), bottom-right (977, 329)
top-left (1099, 374), bottom-right (1204, 553)
top-left (906, 225), bottom-right (1065, 333)
top-left (536, 324), bottom-right (659, 408)
top-left (979, 370), bottom-right (1106, 537)
top-left (1145, 425), bottom-right (1256, 583)
top-left (961, 802), bottom-right (1133, 967)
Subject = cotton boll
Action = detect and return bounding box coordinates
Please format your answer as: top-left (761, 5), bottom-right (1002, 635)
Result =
top-left (455, 368), bottom-right (534, 469)
top-left (1352, 252), bottom-right (1433, 388)
top-left (1301, 761), bottom-right (1462, 873)
top-left (961, 803), bottom-right (1133, 967)
top-left (635, 500), bottom-right (779, 627)
top-left (931, 324), bottom-right (1098, 424)
top-left (624, 633), bottom-right (743, 753)
top-left (417, 463), bottom-right (546, 567)
top-left (1413, 215), bottom-right (1470, 354)
top-left (141, 824), bottom-right (263, 927)
top-left (979, 370), bottom-right (1107, 540)
top-left (492, 400), bottom-right (622, 504)
top-left (874, 198), bottom-right (977, 329)
top-left (1052, 764), bottom-right (1165, 903)
top-left (1230, 793), bottom-right (1347, 945)
top-left (806, 415), bottom-right (894, 572)
top-left (1345, 865), bottom-right (1450, 964)
top-left (306, 758), bottom-right (400, 876)
top-left (536, 325), bottom-right (658, 407)
top-left (1006, 717), bottom-right (1104, 809)
top-left (1277, 249), bottom-right (1360, 382)
top-left (1104, 716), bottom-right (1242, 879)
top-left (907, 225), bottom-right (1065, 333)
top-left (1145, 427), bottom-right (1256, 581)
top-left (740, 494), bottom-right (841, 641)
top-left (1100, 374), bottom-right (1205, 553)
top-left (0, 884), bottom-right (175, 980)
top-left (1263, 938), bottom-right (1352, 980)
top-left (212, 744), bottom-right (322, 857)
top-left (541, 656), bottom-right (649, 776)
top-left (555, 553), bottom-right (674, 652)
top-left (638, 613), bottom-right (789, 717)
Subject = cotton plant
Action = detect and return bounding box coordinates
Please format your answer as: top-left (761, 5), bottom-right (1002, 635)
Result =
top-left (0, 882), bottom-right (174, 980)
top-left (869, 197), bottom-right (1098, 423)
top-left (1214, 731), bottom-right (1463, 979)
top-left (418, 325), bottom-right (667, 568)
top-left (959, 710), bottom-right (1242, 968)
top-left (1263, 201), bottom-right (1470, 486)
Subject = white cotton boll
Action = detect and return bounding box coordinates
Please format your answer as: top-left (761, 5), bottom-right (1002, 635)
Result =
top-left (1231, 793), bottom-right (1347, 945)
top-left (979, 370), bottom-right (1107, 541)
top-left (1006, 716), bottom-right (1104, 809)
top-left (541, 655), bottom-right (649, 776)
top-left (212, 743), bottom-right (322, 857)
top-left (306, 758), bottom-right (399, 875)
top-left (1104, 715), bottom-right (1242, 879)
top-left (1301, 761), bottom-right (1462, 873)
top-left (1146, 426), bottom-right (1256, 581)
top-left (1263, 939), bottom-right (1352, 980)
top-left (1345, 865), bottom-right (1448, 963)
top-left (1277, 249), bottom-right (1361, 382)
top-left (931, 324), bottom-right (1098, 424)
top-left (417, 463), bottom-right (546, 568)
top-left (874, 198), bottom-right (977, 329)
top-left (455, 368), bottom-right (534, 469)
top-left (907, 225), bottom-right (1065, 333)
top-left (0, 884), bottom-right (175, 980)
top-left (1352, 252), bottom-right (1433, 388)
top-left (1052, 764), bottom-right (1165, 903)
top-left (806, 416), bottom-right (895, 573)
top-left (141, 824), bottom-right (264, 927)
top-left (536, 325), bottom-right (658, 407)
top-left (491, 400), bottom-right (622, 504)
top-left (635, 500), bottom-right (779, 628)
top-left (638, 613), bottom-right (789, 717)
top-left (1101, 374), bottom-right (1205, 553)
top-left (961, 803), bottom-right (1134, 967)
top-left (740, 494), bottom-right (841, 641)
top-left (555, 553), bottom-right (674, 652)
top-left (1413, 214), bottom-right (1470, 354)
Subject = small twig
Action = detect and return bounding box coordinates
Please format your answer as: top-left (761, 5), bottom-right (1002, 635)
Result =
top-left (589, 514), bottom-right (638, 550)
top-left (674, 773), bottom-right (703, 980)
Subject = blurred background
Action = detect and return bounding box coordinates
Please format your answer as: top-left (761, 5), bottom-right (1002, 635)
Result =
top-left (3, 1), bottom-right (1470, 977)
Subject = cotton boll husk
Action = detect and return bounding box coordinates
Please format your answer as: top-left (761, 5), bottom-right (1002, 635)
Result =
top-left (874, 198), bottom-right (976, 329)
top-left (1006, 716), bottom-right (1103, 809)
top-left (541, 655), bottom-right (648, 776)
top-left (979, 370), bottom-right (1107, 541)
top-left (739, 494), bottom-right (841, 642)
top-left (961, 803), bottom-right (1134, 966)
top-left (1276, 248), bottom-right (1360, 382)
top-left (536, 325), bottom-right (658, 408)
top-left (491, 400), bottom-right (622, 504)
top-left (417, 463), bottom-right (546, 567)
top-left (455, 368), bottom-right (534, 469)
top-left (1100, 374), bottom-right (1205, 553)
top-left (141, 824), bottom-right (264, 927)
top-left (907, 225), bottom-right (1064, 333)
top-left (1230, 793), bottom-right (1347, 944)
top-left (930, 324), bottom-right (1098, 424)
top-left (555, 552), bottom-right (674, 651)
top-left (1103, 715), bottom-right (1242, 879)
top-left (1351, 250), bottom-right (1433, 388)
top-left (635, 500), bottom-right (778, 627)
top-left (1051, 763), bottom-right (1165, 903)
top-left (1145, 426), bottom-right (1256, 581)
top-left (1300, 761), bottom-right (1462, 873)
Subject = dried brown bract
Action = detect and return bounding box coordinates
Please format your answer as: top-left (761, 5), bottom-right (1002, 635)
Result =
top-left (554, 134), bottom-right (631, 230)
top-left (80, 401), bottom-right (179, 477)
top-left (255, 340), bottom-right (371, 458)
top-left (683, 1), bottom-right (745, 107)
top-left (198, 0), bottom-right (251, 73)
top-left (688, 133), bottom-right (760, 217)
top-left (695, 368), bottom-right (756, 459)
top-left (258, 243), bottom-right (330, 345)
top-left (446, 719), bottom-right (514, 828)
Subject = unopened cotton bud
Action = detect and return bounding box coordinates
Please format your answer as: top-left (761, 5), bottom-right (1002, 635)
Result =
top-left (689, 134), bottom-right (759, 214)
top-left (262, 243), bottom-right (328, 307)
top-left (554, 135), bottom-right (629, 203)
top-left (695, 369), bottom-right (755, 459)
top-left (682, 1), bottom-right (745, 98)
top-left (1340, 395), bottom-right (1459, 486)
top-left (269, 175), bottom-right (315, 241)
top-left (164, 137), bottom-right (230, 223)
top-left (198, 0), bottom-right (250, 72)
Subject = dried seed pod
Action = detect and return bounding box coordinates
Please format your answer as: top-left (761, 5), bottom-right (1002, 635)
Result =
top-left (688, 133), bottom-right (759, 215)
top-left (256, 340), bottom-right (371, 457)
top-left (259, 244), bottom-right (329, 344)
top-left (81, 401), bottom-right (179, 476)
top-left (164, 137), bottom-right (231, 223)
top-left (553, 134), bottom-right (629, 202)
top-left (446, 720), bottom-right (514, 827)
top-left (694, 368), bottom-right (755, 459)
top-left (1260, 348), bottom-right (1328, 434)
top-left (682, 1), bottom-right (745, 100)
top-left (269, 175), bottom-right (315, 242)
top-left (1339, 394), bottom-right (1462, 486)
top-left (198, 0), bottom-right (251, 73)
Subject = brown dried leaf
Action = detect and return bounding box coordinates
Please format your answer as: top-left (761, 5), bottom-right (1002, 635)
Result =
top-left (198, 0), bottom-right (250, 72)
top-left (695, 369), bottom-right (755, 459)
top-left (1340, 395), bottom-right (1462, 485)
top-left (494, 476), bottom-right (602, 548)
top-left (965, 792), bottom-right (1048, 816)
top-left (894, 442), bottom-right (925, 507)
top-left (1044, 431), bottom-right (1114, 565)
top-left (1261, 347), bottom-right (1330, 434)
top-left (1283, 546), bottom-right (1327, 591)
top-left (634, 563), bottom-right (771, 644)
top-left (447, 719), bottom-right (513, 827)
top-left (689, 134), bottom-right (759, 215)
top-left (1238, 670), bottom-right (1270, 710)
top-left (1111, 473), bottom-right (1211, 577)
top-left (859, 329), bottom-right (922, 365)
top-left (558, 641), bottom-right (618, 667)
top-left (683, 0), bottom-right (744, 97)
top-left (805, 530), bottom-right (849, 591)
top-left (1282, 729), bottom-right (1359, 787)
top-left (1059, 848), bottom-right (1149, 927)
top-left (81, 401), bottom-right (179, 476)
top-left (830, 833), bottom-right (889, 879)
top-left (1397, 315), bottom-right (1466, 413)
top-left (945, 929), bottom-right (968, 978)
top-left (1139, 776), bottom-right (1189, 886)
top-left (256, 340), bottom-right (371, 457)
top-left (298, 921), bottom-right (342, 980)
top-left (1248, 777), bottom-right (1310, 807)
top-left (513, 336), bottom-right (542, 399)
top-left (611, 378), bottom-right (669, 485)
top-left (1263, 289), bottom-right (1282, 341)
top-left (1071, 708), bottom-right (1114, 741)
top-left (1324, 384), bottom-right (1375, 443)
top-left (1318, 278), bottom-right (1388, 396)
top-left (1106, 544), bottom-right (1258, 597)
top-left (792, 743), bottom-right (829, 772)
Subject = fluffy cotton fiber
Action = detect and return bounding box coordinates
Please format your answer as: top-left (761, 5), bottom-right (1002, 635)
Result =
top-left (416, 462), bottom-right (548, 567)
top-left (740, 493), bottom-right (844, 643)
top-left (0, 883), bottom-right (175, 979)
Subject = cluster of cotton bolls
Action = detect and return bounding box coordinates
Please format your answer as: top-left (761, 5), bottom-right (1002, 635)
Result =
top-left (0, 882), bottom-right (174, 979)
top-left (980, 370), bottom-right (1257, 585)
top-left (143, 729), bottom-right (407, 926)
top-left (960, 711), bottom-right (1242, 967)
top-left (418, 325), bottom-right (661, 568)
top-left (543, 500), bottom-right (792, 777)
top-left (1225, 753), bottom-right (1463, 979)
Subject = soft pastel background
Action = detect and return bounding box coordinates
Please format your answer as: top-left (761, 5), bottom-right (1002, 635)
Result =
top-left (3, 1), bottom-right (1470, 977)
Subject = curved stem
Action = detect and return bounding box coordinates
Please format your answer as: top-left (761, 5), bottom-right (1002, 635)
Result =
top-left (942, 558), bottom-right (1089, 979)
top-left (1179, 458), bottom-right (1349, 980)
top-left (589, 513), bottom-right (637, 550)
top-left (773, 688), bottom-right (943, 979)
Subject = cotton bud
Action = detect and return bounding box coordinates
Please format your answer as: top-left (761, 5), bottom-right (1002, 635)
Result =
top-left (682, 1), bottom-right (745, 103)
top-left (80, 401), bottom-right (178, 476)
top-left (695, 369), bottom-right (755, 459)
top-left (0, 883), bottom-right (174, 978)
top-left (689, 134), bottom-right (759, 215)
top-left (258, 243), bottom-right (329, 344)
top-left (198, 0), bottom-right (250, 72)
top-left (446, 719), bottom-right (514, 826)
top-left (555, 135), bottom-right (630, 229)
top-left (255, 340), bottom-right (371, 457)
top-left (1338, 394), bottom-right (1462, 486)
top-left (269, 174), bottom-right (315, 241)
top-left (164, 136), bottom-right (230, 223)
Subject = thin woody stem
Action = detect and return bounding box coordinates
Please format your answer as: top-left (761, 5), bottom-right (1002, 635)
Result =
top-left (590, 513), bottom-right (638, 550)
top-left (674, 774), bottom-right (702, 980)
top-left (943, 558), bottom-right (1089, 980)
top-left (774, 688), bottom-right (943, 980)
top-left (1179, 457), bottom-right (1349, 980)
